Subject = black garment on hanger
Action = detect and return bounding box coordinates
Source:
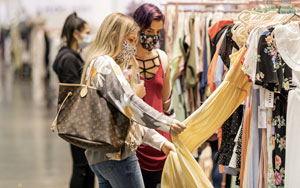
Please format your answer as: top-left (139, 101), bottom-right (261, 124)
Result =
top-left (255, 28), bottom-right (292, 188)
top-left (219, 24), bottom-right (239, 69)
top-left (214, 105), bottom-right (243, 165)
top-left (210, 24), bottom-right (229, 60)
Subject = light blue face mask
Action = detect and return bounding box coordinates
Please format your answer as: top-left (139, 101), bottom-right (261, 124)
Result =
top-left (78, 34), bottom-right (92, 50)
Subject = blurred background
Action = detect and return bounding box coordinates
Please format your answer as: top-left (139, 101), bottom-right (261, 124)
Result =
top-left (0, 1), bottom-right (168, 187)
top-left (0, 0), bottom-right (298, 187)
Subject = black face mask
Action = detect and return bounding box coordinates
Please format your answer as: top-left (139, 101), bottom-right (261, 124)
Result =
top-left (139, 32), bottom-right (160, 51)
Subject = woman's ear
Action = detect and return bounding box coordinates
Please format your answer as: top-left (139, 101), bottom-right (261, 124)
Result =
top-left (73, 30), bottom-right (81, 42)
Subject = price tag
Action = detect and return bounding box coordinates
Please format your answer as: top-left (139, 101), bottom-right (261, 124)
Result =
top-left (264, 90), bottom-right (274, 108)
top-left (258, 106), bottom-right (267, 128)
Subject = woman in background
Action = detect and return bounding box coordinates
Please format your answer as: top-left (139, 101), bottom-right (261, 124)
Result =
top-left (52, 12), bottom-right (94, 188)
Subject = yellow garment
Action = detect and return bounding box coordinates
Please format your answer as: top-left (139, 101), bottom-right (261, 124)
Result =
top-left (162, 48), bottom-right (251, 188)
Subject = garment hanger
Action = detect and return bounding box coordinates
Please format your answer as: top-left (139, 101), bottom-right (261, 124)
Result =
top-left (231, 9), bottom-right (281, 47)
top-left (282, 13), bottom-right (300, 25)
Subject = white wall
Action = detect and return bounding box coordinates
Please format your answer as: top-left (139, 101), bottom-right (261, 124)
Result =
top-left (0, 0), bottom-right (166, 30)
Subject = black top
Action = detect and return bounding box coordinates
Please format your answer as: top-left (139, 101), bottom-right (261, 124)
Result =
top-left (53, 46), bottom-right (84, 84)
top-left (219, 24), bottom-right (239, 69)
top-left (255, 28), bottom-right (292, 94)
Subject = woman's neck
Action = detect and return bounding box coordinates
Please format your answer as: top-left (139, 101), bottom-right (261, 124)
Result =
top-left (70, 40), bottom-right (79, 52)
top-left (136, 42), bottom-right (153, 59)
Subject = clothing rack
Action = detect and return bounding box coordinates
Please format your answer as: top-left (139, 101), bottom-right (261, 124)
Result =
top-left (179, 9), bottom-right (244, 13)
top-left (162, 1), bottom-right (248, 51)
top-left (162, 0), bottom-right (299, 50)
top-left (161, 1), bottom-right (249, 6)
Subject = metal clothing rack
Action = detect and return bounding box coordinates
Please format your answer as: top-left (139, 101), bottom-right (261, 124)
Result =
top-left (162, 0), bottom-right (299, 49)
top-left (162, 1), bottom-right (249, 50)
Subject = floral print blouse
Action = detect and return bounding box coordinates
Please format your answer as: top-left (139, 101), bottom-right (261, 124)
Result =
top-left (85, 55), bottom-right (175, 165)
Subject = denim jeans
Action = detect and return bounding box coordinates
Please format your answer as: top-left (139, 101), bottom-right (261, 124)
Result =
top-left (90, 152), bottom-right (145, 188)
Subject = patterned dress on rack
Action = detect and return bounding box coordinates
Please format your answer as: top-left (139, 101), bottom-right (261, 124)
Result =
top-left (255, 28), bottom-right (292, 188)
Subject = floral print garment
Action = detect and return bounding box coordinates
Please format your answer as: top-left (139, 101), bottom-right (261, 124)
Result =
top-left (214, 105), bottom-right (243, 166)
top-left (84, 56), bottom-right (172, 164)
top-left (87, 55), bottom-right (174, 132)
top-left (255, 27), bottom-right (292, 188)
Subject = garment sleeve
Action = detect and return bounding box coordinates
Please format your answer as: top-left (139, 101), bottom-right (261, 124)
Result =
top-left (88, 56), bottom-right (173, 133)
top-left (254, 29), bottom-right (279, 91)
top-left (141, 126), bottom-right (167, 151)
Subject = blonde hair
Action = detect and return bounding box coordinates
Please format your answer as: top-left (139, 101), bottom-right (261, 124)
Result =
top-left (81, 13), bottom-right (140, 84)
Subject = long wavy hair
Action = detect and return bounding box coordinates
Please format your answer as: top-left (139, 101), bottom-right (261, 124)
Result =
top-left (81, 13), bottom-right (140, 84)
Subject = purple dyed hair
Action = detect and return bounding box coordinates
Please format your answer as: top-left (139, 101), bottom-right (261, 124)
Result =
top-left (132, 3), bottom-right (164, 31)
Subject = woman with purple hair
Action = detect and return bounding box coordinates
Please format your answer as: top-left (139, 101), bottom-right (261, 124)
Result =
top-left (133, 4), bottom-right (174, 188)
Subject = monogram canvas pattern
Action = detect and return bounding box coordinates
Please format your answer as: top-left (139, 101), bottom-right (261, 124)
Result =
top-left (56, 83), bottom-right (130, 152)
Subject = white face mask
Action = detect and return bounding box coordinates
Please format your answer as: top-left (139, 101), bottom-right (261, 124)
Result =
top-left (78, 34), bottom-right (91, 49)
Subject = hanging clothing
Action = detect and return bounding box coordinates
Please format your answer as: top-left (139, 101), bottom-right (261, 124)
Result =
top-left (170, 13), bottom-right (186, 121)
top-left (207, 31), bottom-right (226, 93)
top-left (200, 18), bottom-right (209, 99)
top-left (257, 128), bottom-right (268, 188)
top-left (219, 24), bottom-right (240, 69)
top-left (239, 89), bottom-right (253, 188)
top-left (274, 21), bottom-right (300, 188)
top-left (185, 15), bottom-right (198, 89)
top-left (161, 47), bottom-right (251, 188)
top-left (208, 19), bottom-right (234, 44)
top-left (247, 89), bottom-right (261, 188)
top-left (242, 26), bottom-right (267, 81)
top-left (255, 28), bottom-right (292, 187)
top-left (214, 105), bottom-right (243, 166)
top-left (209, 21), bottom-right (234, 60)
top-left (228, 121), bottom-right (243, 170)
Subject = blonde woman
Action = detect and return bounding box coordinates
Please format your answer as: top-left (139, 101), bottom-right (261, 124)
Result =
top-left (82, 13), bottom-right (186, 188)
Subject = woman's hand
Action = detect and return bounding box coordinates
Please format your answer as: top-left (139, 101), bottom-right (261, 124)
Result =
top-left (132, 80), bottom-right (146, 98)
top-left (161, 140), bottom-right (176, 155)
top-left (169, 119), bottom-right (186, 135)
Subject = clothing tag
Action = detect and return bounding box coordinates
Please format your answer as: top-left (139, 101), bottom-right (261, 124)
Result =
top-left (264, 90), bottom-right (274, 108)
top-left (175, 79), bottom-right (182, 95)
top-left (258, 106), bottom-right (267, 129)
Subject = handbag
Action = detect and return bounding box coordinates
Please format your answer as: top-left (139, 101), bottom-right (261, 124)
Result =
top-left (51, 59), bottom-right (130, 152)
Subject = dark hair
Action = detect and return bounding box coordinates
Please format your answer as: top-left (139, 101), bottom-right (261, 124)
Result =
top-left (61, 12), bottom-right (87, 47)
top-left (132, 3), bottom-right (164, 31)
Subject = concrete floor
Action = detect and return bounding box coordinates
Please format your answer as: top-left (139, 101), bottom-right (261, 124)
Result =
top-left (0, 67), bottom-right (72, 188)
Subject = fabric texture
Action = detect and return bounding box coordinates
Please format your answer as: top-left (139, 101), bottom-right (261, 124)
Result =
top-left (53, 46), bottom-right (84, 84)
top-left (161, 48), bottom-right (251, 188)
top-left (137, 59), bottom-right (170, 172)
top-left (274, 22), bottom-right (300, 188)
top-left (84, 56), bottom-right (173, 165)
top-left (90, 152), bottom-right (144, 188)
top-left (214, 105), bottom-right (243, 166)
top-left (255, 28), bottom-right (292, 187)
